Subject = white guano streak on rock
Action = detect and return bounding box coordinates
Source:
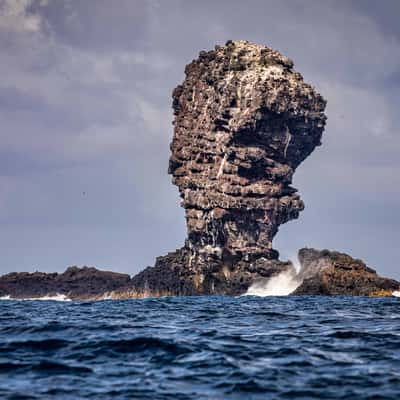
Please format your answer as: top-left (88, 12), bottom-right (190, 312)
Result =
top-left (217, 154), bottom-right (227, 178)
top-left (232, 64), bottom-right (284, 125)
top-left (284, 126), bottom-right (291, 158)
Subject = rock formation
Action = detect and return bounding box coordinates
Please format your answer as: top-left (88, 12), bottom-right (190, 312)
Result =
top-left (293, 248), bottom-right (400, 296)
top-left (0, 41), bottom-right (398, 299)
top-left (170, 40), bottom-right (326, 262)
top-left (0, 266), bottom-right (130, 300)
top-left (120, 40), bottom-right (327, 296)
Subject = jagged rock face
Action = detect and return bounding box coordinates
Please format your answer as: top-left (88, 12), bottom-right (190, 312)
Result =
top-left (293, 248), bottom-right (400, 296)
top-left (170, 40), bottom-right (326, 262)
top-left (118, 247), bottom-right (294, 297)
top-left (0, 267), bottom-right (131, 300)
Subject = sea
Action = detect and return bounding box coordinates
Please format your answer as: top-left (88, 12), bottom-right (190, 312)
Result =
top-left (0, 296), bottom-right (399, 400)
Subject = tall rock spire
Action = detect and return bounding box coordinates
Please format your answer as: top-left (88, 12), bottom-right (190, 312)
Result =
top-left (122, 40), bottom-right (329, 296)
top-left (169, 40), bottom-right (326, 262)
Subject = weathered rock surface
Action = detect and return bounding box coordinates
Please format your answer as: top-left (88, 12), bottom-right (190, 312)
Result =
top-left (120, 40), bottom-right (327, 297)
top-left (0, 266), bottom-right (130, 300)
top-left (1, 248), bottom-right (398, 299)
top-left (170, 40), bottom-right (326, 262)
top-left (111, 248), bottom-right (294, 298)
top-left (293, 248), bottom-right (400, 296)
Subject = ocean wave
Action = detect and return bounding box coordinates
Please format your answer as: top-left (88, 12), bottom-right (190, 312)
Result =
top-left (1, 297), bottom-right (400, 399)
top-left (0, 293), bottom-right (71, 301)
top-left (32, 360), bottom-right (92, 374)
top-left (2, 339), bottom-right (71, 352)
top-left (72, 337), bottom-right (192, 356)
top-left (244, 271), bottom-right (301, 296)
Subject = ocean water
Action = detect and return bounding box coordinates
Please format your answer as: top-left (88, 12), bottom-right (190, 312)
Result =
top-left (0, 296), bottom-right (400, 400)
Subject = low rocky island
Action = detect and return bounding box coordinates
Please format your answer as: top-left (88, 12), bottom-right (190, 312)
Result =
top-left (1, 248), bottom-right (398, 300)
top-left (1, 41), bottom-right (398, 300)
top-left (0, 267), bottom-right (130, 300)
top-left (293, 248), bottom-right (399, 297)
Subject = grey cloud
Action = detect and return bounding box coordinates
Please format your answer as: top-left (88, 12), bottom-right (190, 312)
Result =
top-left (30, 0), bottom-right (151, 51)
top-left (347, 0), bottom-right (400, 39)
top-left (0, 0), bottom-right (399, 278)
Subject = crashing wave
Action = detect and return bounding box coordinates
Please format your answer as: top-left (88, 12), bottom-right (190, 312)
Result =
top-left (244, 271), bottom-right (302, 296)
top-left (0, 293), bottom-right (71, 301)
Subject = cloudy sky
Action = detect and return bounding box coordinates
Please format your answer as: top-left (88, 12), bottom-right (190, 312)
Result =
top-left (1, 0), bottom-right (399, 278)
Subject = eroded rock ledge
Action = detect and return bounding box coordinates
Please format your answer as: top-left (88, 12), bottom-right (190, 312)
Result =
top-left (293, 248), bottom-right (400, 296)
top-left (0, 248), bottom-right (398, 300)
top-left (0, 267), bottom-right (130, 300)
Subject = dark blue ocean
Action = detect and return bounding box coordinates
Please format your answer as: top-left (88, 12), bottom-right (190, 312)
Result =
top-left (1, 296), bottom-right (400, 400)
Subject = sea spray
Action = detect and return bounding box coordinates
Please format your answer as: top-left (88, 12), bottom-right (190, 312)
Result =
top-left (244, 271), bottom-right (302, 296)
top-left (0, 293), bottom-right (71, 301)
top-left (290, 255), bottom-right (302, 274)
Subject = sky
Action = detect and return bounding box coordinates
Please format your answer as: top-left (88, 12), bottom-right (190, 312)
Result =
top-left (0, 0), bottom-right (399, 278)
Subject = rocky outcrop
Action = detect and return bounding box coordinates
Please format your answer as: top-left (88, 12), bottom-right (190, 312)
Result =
top-left (111, 248), bottom-right (294, 298)
top-left (0, 41), bottom-right (397, 299)
top-left (293, 248), bottom-right (400, 296)
top-left (1, 248), bottom-right (398, 299)
top-left (170, 40), bottom-right (326, 262)
top-left (123, 40), bottom-right (327, 296)
top-left (0, 41), bottom-right (327, 299)
top-left (0, 266), bottom-right (130, 300)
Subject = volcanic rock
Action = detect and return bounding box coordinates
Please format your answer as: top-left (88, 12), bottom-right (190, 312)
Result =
top-left (111, 248), bottom-right (294, 298)
top-left (293, 248), bottom-right (400, 296)
top-left (170, 40), bottom-right (326, 261)
top-left (124, 40), bottom-right (327, 296)
top-left (0, 266), bottom-right (130, 300)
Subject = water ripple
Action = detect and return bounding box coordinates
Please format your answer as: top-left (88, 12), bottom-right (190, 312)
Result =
top-left (0, 296), bottom-right (399, 399)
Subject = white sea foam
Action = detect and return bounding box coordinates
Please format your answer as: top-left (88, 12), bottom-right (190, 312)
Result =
top-left (244, 271), bottom-right (301, 296)
top-left (99, 292), bottom-right (114, 300)
top-left (393, 291), bottom-right (400, 297)
top-left (0, 293), bottom-right (71, 301)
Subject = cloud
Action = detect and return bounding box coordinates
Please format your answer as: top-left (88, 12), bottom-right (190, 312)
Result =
top-left (0, 0), bottom-right (43, 33)
top-left (0, 0), bottom-right (399, 278)
top-left (33, 0), bottom-right (151, 51)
